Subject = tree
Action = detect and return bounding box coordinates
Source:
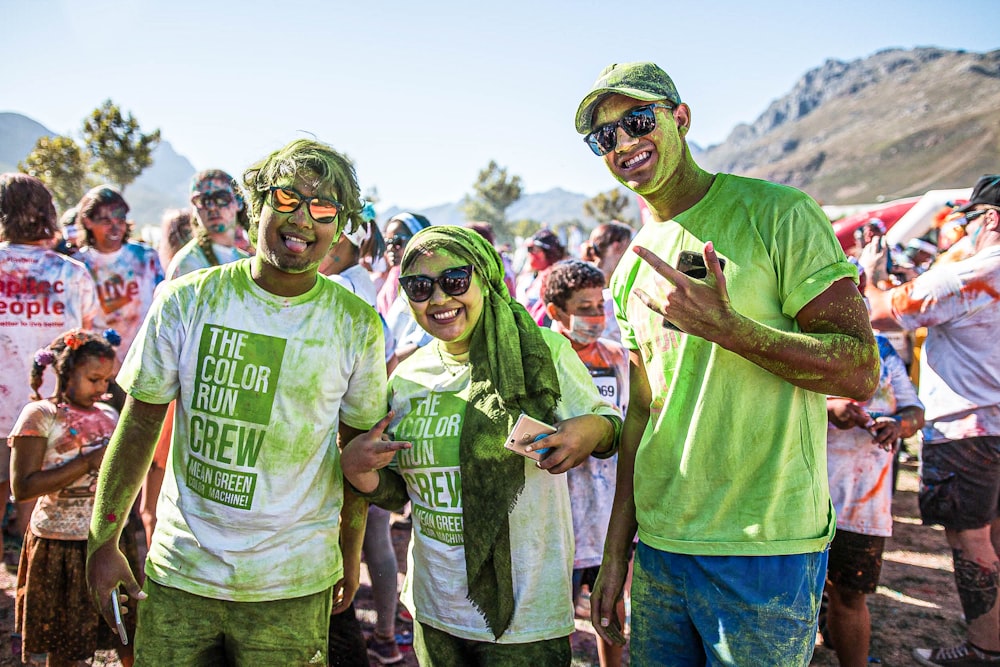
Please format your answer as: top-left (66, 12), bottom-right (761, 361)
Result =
top-left (18, 135), bottom-right (90, 213)
top-left (584, 188), bottom-right (635, 225)
top-left (81, 99), bottom-right (160, 193)
top-left (462, 160), bottom-right (523, 231)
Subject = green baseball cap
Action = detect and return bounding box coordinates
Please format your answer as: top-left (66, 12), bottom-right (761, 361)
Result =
top-left (575, 62), bottom-right (681, 134)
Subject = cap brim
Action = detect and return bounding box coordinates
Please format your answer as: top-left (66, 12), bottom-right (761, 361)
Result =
top-left (575, 88), bottom-right (664, 134)
top-left (955, 200), bottom-right (975, 213)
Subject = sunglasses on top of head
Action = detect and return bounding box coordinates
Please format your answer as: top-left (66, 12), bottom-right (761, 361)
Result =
top-left (267, 186), bottom-right (342, 224)
top-left (398, 265), bottom-right (474, 302)
top-left (584, 102), bottom-right (675, 156)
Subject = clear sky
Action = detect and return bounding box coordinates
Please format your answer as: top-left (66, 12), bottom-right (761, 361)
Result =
top-left (1, 0), bottom-right (998, 210)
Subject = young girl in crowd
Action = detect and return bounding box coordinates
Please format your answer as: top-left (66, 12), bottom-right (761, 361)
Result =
top-left (9, 328), bottom-right (137, 667)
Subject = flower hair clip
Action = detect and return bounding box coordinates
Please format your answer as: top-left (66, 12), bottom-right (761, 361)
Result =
top-left (64, 331), bottom-right (85, 350)
top-left (33, 348), bottom-right (56, 368)
top-left (103, 329), bottom-right (121, 346)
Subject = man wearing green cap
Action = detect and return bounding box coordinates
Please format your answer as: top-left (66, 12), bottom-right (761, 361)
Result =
top-left (576, 62), bottom-right (879, 665)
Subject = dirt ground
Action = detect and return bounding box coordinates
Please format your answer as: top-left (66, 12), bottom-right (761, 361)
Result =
top-left (0, 459), bottom-right (966, 666)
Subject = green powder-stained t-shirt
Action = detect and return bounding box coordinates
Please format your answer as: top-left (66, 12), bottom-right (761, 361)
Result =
top-left (117, 259), bottom-right (387, 601)
top-left (611, 173), bottom-right (854, 556)
top-left (388, 328), bottom-right (620, 643)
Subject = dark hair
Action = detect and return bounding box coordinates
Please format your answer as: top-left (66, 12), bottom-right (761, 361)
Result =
top-left (542, 259), bottom-right (606, 310)
top-left (465, 221), bottom-right (496, 246)
top-left (592, 221), bottom-right (634, 252)
top-left (158, 208), bottom-right (194, 265)
top-left (30, 329), bottom-right (119, 401)
top-left (529, 229), bottom-right (566, 265)
top-left (76, 185), bottom-right (132, 247)
top-left (358, 221), bottom-right (385, 266)
top-left (0, 173), bottom-right (57, 243)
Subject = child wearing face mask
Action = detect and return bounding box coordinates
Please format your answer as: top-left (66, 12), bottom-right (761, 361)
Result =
top-left (542, 259), bottom-right (630, 667)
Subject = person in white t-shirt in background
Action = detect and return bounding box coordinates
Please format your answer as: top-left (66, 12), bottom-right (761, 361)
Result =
top-left (862, 174), bottom-right (1000, 666)
top-left (74, 185), bottom-right (164, 370)
top-left (0, 173), bottom-right (100, 571)
top-left (319, 203), bottom-right (404, 665)
top-left (165, 169), bottom-right (248, 280)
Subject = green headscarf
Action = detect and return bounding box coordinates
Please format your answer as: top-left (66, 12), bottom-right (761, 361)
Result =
top-left (401, 226), bottom-right (561, 639)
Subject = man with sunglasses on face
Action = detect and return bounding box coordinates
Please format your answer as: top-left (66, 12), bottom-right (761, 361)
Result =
top-left (86, 139), bottom-right (388, 666)
top-left (166, 169), bottom-right (250, 280)
top-left (861, 174), bottom-right (1000, 666)
top-left (576, 62), bottom-right (879, 666)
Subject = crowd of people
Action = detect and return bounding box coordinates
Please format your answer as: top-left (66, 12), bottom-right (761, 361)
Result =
top-left (0, 59), bottom-right (996, 667)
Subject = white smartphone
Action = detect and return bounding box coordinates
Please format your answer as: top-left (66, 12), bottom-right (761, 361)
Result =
top-left (504, 413), bottom-right (557, 461)
top-left (111, 589), bottom-right (128, 645)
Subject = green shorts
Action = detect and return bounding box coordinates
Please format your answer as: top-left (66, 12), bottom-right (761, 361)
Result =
top-left (413, 620), bottom-right (571, 667)
top-left (135, 578), bottom-right (332, 666)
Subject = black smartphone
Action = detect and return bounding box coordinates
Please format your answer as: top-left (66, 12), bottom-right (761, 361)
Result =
top-left (676, 250), bottom-right (726, 279)
top-left (663, 250), bottom-right (728, 330)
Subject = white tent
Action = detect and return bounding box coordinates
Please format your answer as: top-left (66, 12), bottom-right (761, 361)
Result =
top-left (885, 188), bottom-right (973, 247)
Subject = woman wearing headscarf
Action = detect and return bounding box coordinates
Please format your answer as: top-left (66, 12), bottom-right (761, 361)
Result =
top-left (341, 226), bottom-right (621, 666)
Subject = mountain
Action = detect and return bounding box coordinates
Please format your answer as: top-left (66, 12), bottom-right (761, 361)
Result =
top-left (2, 46), bottom-right (996, 231)
top-left (0, 112), bottom-right (52, 173)
top-left (379, 187), bottom-right (641, 231)
top-left (699, 47), bottom-right (1000, 204)
top-left (121, 141), bottom-right (197, 224)
top-left (0, 113), bottom-right (196, 224)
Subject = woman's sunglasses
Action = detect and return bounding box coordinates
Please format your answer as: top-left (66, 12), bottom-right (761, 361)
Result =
top-left (267, 186), bottom-right (342, 224)
top-left (584, 103), bottom-right (674, 156)
top-left (399, 265), bottom-right (474, 302)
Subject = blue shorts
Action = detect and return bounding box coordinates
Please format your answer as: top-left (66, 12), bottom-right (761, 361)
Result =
top-left (630, 542), bottom-right (827, 666)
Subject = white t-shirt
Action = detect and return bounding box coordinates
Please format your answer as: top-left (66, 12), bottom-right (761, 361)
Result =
top-left (827, 337), bottom-right (922, 536)
top-left (0, 243), bottom-right (99, 438)
top-left (77, 243), bottom-right (164, 364)
top-left (325, 264), bottom-right (395, 362)
top-left (388, 328), bottom-right (619, 643)
top-left (893, 245), bottom-right (1000, 442)
top-left (165, 238), bottom-right (248, 280)
top-left (118, 259), bottom-right (387, 601)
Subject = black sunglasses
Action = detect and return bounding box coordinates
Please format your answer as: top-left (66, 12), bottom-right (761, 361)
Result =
top-left (191, 190), bottom-right (234, 209)
top-left (584, 103), bottom-right (674, 156)
top-left (962, 208), bottom-right (994, 224)
top-left (399, 265), bottom-right (474, 302)
top-left (385, 235), bottom-right (410, 248)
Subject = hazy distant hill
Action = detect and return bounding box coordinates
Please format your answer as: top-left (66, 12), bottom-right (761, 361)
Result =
top-left (699, 47), bottom-right (1000, 204)
top-left (380, 187), bottom-right (641, 231)
top-left (0, 112), bottom-right (51, 173)
top-left (0, 113), bottom-right (196, 224)
top-left (2, 46), bottom-right (996, 229)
